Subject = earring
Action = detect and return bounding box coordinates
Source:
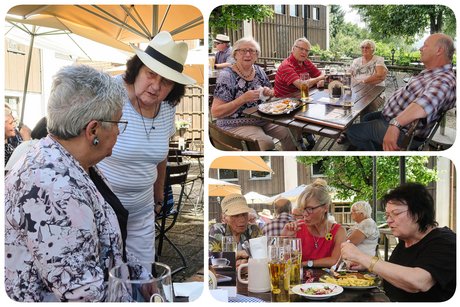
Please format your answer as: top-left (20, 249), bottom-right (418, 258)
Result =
top-left (93, 137), bottom-right (99, 146)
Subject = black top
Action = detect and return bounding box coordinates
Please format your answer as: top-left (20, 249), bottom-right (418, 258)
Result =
top-left (89, 167), bottom-right (129, 261)
top-left (383, 227), bottom-right (456, 302)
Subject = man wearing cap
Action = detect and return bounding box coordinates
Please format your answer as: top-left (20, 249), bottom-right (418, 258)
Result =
top-left (213, 34), bottom-right (234, 69)
top-left (263, 198), bottom-right (294, 236)
top-left (98, 31), bottom-right (196, 263)
top-left (209, 194), bottom-right (263, 265)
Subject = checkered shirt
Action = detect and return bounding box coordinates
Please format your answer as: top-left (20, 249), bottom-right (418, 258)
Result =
top-left (262, 212), bottom-right (294, 237)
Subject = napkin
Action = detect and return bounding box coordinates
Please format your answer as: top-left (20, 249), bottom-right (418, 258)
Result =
top-left (210, 289), bottom-right (228, 302)
top-left (173, 282), bottom-right (203, 302)
top-left (259, 87), bottom-right (270, 102)
top-left (249, 236), bottom-right (267, 259)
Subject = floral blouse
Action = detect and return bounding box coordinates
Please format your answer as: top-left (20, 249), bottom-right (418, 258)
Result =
top-left (4, 136), bottom-right (124, 302)
top-left (214, 65), bottom-right (271, 129)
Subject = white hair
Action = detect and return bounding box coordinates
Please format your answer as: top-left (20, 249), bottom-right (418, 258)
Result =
top-left (351, 201), bottom-right (372, 218)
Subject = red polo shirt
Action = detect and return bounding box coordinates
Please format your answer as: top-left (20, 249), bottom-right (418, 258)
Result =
top-left (274, 54), bottom-right (321, 97)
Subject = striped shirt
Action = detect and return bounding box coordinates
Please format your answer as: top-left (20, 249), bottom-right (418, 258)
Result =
top-left (382, 64), bottom-right (456, 138)
top-left (274, 54), bottom-right (321, 97)
top-left (98, 78), bottom-right (176, 262)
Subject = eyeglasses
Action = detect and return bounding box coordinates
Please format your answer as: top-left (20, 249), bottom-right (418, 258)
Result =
top-left (295, 45), bottom-right (310, 53)
top-left (384, 209), bottom-right (408, 220)
top-left (361, 46), bottom-right (372, 50)
top-left (100, 120), bottom-right (128, 134)
top-left (303, 203), bottom-right (326, 214)
top-left (235, 48), bottom-right (257, 55)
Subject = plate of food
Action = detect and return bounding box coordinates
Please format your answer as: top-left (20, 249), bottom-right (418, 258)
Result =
top-left (320, 271), bottom-right (380, 289)
top-left (292, 283), bottom-right (343, 300)
top-left (258, 98), bottom-right (302, 115)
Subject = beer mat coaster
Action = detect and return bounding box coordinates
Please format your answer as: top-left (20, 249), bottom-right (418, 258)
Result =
top-left (229, 294), bottom-right (266, 303)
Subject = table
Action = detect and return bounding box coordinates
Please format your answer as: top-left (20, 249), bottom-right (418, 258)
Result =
top-left (237, 268), bottom-right (390, 302)
top-left (242, 83), bottom-right (385, 150)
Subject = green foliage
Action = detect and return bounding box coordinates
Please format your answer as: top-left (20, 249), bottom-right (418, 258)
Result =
top-left (296, 156), bottom-right (437, 206)
top-left (353, 5), bottom-right (456, 41)
top-left (209, 5), bottom-right (274, 34)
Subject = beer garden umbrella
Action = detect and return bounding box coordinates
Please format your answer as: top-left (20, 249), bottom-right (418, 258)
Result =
top-left (210, 156), bottom-right (273, 173)
top-left (208, 178), bottom-right (241, 197)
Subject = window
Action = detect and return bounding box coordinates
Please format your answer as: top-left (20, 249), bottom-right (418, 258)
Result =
top-left (311, 160), bottom-right (324, 177)
top-left (5, 96), bottom-right (20, 118)
top-left (250, 156), bottom-right (272, 180)
top-left (274, 5), bottom-right (286, 15)
top-left (218, 169), bottom-right (238, 182)
top-left (305, 5), bottom-right (311, 19)
top-left (312, 7), bottom-right (320, 20)
top-left (289, 5), bottom-right (301, 17)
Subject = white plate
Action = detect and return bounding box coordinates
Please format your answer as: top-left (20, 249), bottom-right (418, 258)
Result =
top-left (292, 283), bottom-right (343, 300)
top-left (211, 265), bottom-right (232, 269)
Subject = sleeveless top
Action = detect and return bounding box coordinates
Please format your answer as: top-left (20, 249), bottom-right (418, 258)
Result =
top-left (297, 223), bottom-right (341, 262)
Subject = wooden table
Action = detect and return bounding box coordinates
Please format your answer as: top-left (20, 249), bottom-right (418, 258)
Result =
top-left (237, 268), bottom-right (390, 302)
top-left (242, 83), bottom-right (385, 150)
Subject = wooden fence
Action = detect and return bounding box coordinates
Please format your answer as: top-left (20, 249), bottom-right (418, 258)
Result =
top-left (174, 85), bottom-right (204, 149)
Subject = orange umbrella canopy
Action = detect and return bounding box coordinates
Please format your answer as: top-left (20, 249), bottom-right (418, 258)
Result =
top-left (210, 156), bottom-right (273, 173)
top-left (208, 178), bottom-right (242, 197)
top-left (7, 4), bottom-right (204, 48)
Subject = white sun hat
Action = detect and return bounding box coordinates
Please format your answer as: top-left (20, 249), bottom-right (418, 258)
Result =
top-left (131, 31), bottom-right (196, 85)
top-left (258, 209), bottom-right (274, 220)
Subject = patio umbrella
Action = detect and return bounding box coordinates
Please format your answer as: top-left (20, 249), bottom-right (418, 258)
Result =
top-left (210, 156), bottom-right (273, 173)
top-left (266, 184), bottom-right (307, 204)
top-left (6, 4), bottom-right (204, 122)
top-left (244, 191), bottom-right (270, 204)
top-left (208, 178), bottom-right (241, 197)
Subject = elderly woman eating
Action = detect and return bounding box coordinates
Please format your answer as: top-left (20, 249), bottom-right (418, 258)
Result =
top-left (5, 65), bottom-right (127, 302)
top-left (341, 183), bottom-right (455, 302)
top-left (211, 37), bottom-right (297, 151)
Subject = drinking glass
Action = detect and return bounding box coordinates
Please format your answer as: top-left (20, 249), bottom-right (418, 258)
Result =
top-left (268, 239), bottom-right (290, 302)
top-left (222, 236), bottom-right (237, 252)
top-left (342, 73), bottom-right (353, 107)
top-left (283, 238), bottom-right (302, 287)
top-left (107, 262), bottom-right (173, 302)
top-left (300, 73), bottom-right (310, 102)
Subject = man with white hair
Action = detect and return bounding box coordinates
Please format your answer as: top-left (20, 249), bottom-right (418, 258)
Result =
top-left (274, 37), bottom-right (326, 149)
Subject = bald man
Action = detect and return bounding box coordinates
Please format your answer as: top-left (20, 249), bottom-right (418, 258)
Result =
top-left (347, 33), bottom-right (456, 151)
top-left (263, 198), bottom-right (294, 236)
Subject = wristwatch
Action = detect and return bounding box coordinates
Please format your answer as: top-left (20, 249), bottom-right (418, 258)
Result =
top-left (389, 118), bottom-right (402, 130)
top-left (307, 260), bottom-right (313, 268)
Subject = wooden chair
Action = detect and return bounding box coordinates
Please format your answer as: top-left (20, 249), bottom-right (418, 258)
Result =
top-left (155, 163), bottom-right (190, 275)
top-left (209, 122), bottom-right (262, 151)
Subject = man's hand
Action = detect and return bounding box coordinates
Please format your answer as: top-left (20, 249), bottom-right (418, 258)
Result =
top-left (383, 125), bottom-right (401, 151)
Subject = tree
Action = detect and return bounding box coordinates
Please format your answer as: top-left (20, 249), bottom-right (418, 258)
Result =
top-left (352, 5), bottom-right (456, 43)
top-left (329, 5), bottom-right (346, 39)
top-left (296, 156), bottom-right (437, 207)
top-left (209, 5), bottom-right (274, 35)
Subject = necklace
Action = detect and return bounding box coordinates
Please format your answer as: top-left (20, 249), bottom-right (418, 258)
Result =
top-left (136, 98), bottom-right (155, 137)
top-left (312, 221), bottom-right (331, 249)
top-left (234, 63), bottom-right (254, 79)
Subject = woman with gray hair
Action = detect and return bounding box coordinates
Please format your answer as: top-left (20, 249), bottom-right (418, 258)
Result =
top-left (211, 36), bottom-right (297, 151)
top-left (347, 200), bottom-right (380, 256)
top-left (5, 65), bottom-right (128, 302)
top-left (337, 39), bottom-right (388, 144)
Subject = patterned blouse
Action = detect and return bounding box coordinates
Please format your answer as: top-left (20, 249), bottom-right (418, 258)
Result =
top-left (4, 136), bottom-right (124, 302)
top-left (209, 223), bottom-right (263, 252)
top-left (214, 65), bottom-right (271, 129)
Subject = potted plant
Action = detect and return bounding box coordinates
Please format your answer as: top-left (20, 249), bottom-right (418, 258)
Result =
top-left (175, 119), bottom-right (191, 137)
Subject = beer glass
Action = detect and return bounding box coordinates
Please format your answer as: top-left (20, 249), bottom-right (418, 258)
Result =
top-left (222, 236), bottom-right (237, 252)
top-left (283, 238), bottom-right (302, 287)
top-left (268, 240), bottom-right (290, 302)
top-left (107, 262), bottom-right (173, 302)
top-left (300, 73), bottom-right (310, 102)
top-left (343, 73), bottom-right (353, 107)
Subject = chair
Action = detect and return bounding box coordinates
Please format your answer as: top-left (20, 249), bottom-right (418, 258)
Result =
top-left (401, 110), bottom-right (448, 151)
top-left (168, 148), bottom-right (183, 164)
top-left (385, 70), bottom-right (398, 90)
top-left (155, 163), bottom-right (190, 275)
top-left (209, 122), bottom-right (262, 151)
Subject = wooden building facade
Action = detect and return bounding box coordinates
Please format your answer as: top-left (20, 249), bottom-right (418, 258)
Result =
top-left (225, 5), bottom-right (327, 60)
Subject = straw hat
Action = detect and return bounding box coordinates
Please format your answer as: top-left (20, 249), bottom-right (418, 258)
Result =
top-left (131, 31), bottom-right (196, 85)
top-left (258, 209), bottom-right (274, 220)
top-left (214, 34), bottom-right (230, 43)
top-left (221, 193), bottom-right (252, 216)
